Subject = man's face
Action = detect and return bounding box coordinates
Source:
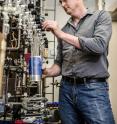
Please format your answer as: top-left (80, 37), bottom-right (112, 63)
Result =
top-left (59, 0), bottom-right (81, 15)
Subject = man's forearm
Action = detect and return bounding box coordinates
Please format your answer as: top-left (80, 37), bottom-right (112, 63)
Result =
top-left (53, 29), bottom-right (81, 49)
top-left (42, 20), bottom-right (81, 49)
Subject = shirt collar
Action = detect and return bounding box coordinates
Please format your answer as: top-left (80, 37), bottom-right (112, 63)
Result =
top-left (67, 9), bottom-right (94, 25)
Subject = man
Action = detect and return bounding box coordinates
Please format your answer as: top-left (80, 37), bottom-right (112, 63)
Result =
top-left (42, 0), bottom-right (115, 123)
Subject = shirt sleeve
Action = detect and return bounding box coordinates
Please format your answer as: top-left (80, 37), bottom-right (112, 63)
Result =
top-left (78, 10), bottom-right (112, 55)
top-left (54, 38), bottom-right (63, 67)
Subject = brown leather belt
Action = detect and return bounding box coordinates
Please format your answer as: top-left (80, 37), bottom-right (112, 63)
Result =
top-left (62, 76), bottom-right (106, 84)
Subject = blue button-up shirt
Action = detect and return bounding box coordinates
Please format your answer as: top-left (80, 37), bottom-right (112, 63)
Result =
top-left (55, 10), bottom-right (112, 78)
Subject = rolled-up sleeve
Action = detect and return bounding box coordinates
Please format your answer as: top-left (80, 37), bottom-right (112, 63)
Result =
top-left (79, 11), bottom-right (112, 55)
top-left (54, 39), bottom-right (63, 67)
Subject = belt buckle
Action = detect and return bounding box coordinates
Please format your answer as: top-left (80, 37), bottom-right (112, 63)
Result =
top-left (75, 77), bottom-right (86, 84)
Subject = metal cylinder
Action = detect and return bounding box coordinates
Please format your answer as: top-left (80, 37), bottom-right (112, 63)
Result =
top-left (29, 56), bottom-right (42, 81)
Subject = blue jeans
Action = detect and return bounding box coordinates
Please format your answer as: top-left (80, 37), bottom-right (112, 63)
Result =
top-left (59, 78), bottom-right (115, 124)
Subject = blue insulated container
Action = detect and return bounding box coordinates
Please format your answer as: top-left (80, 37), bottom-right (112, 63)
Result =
top-left (29, 56), bottom-right (42, 81)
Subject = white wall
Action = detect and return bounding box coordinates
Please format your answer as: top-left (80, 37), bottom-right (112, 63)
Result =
top-left (108, 22), bottom-right (117, 123)
top-left (105, 0), bottom-right (117, 11)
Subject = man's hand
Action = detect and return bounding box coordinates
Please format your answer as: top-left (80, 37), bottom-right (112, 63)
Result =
top-left (42, 20), bottom-right (62, 38)
top-left (42, 20), bottom-right (59, 32)
top-left (42, 64), bottom-right (61, 78)
top-left (42, 68), bottom-right (49, 78)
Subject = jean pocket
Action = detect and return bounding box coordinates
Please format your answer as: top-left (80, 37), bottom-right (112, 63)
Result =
top-left (85, 82), bottom-right (109, 93)
top-left (90, 82), bottom-right (109, 97)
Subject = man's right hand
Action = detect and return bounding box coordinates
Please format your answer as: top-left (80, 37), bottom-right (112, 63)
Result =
top-left (42, 64), bottom-right (61, 78)
top-left (42, 68), bottom-right (49, 78)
